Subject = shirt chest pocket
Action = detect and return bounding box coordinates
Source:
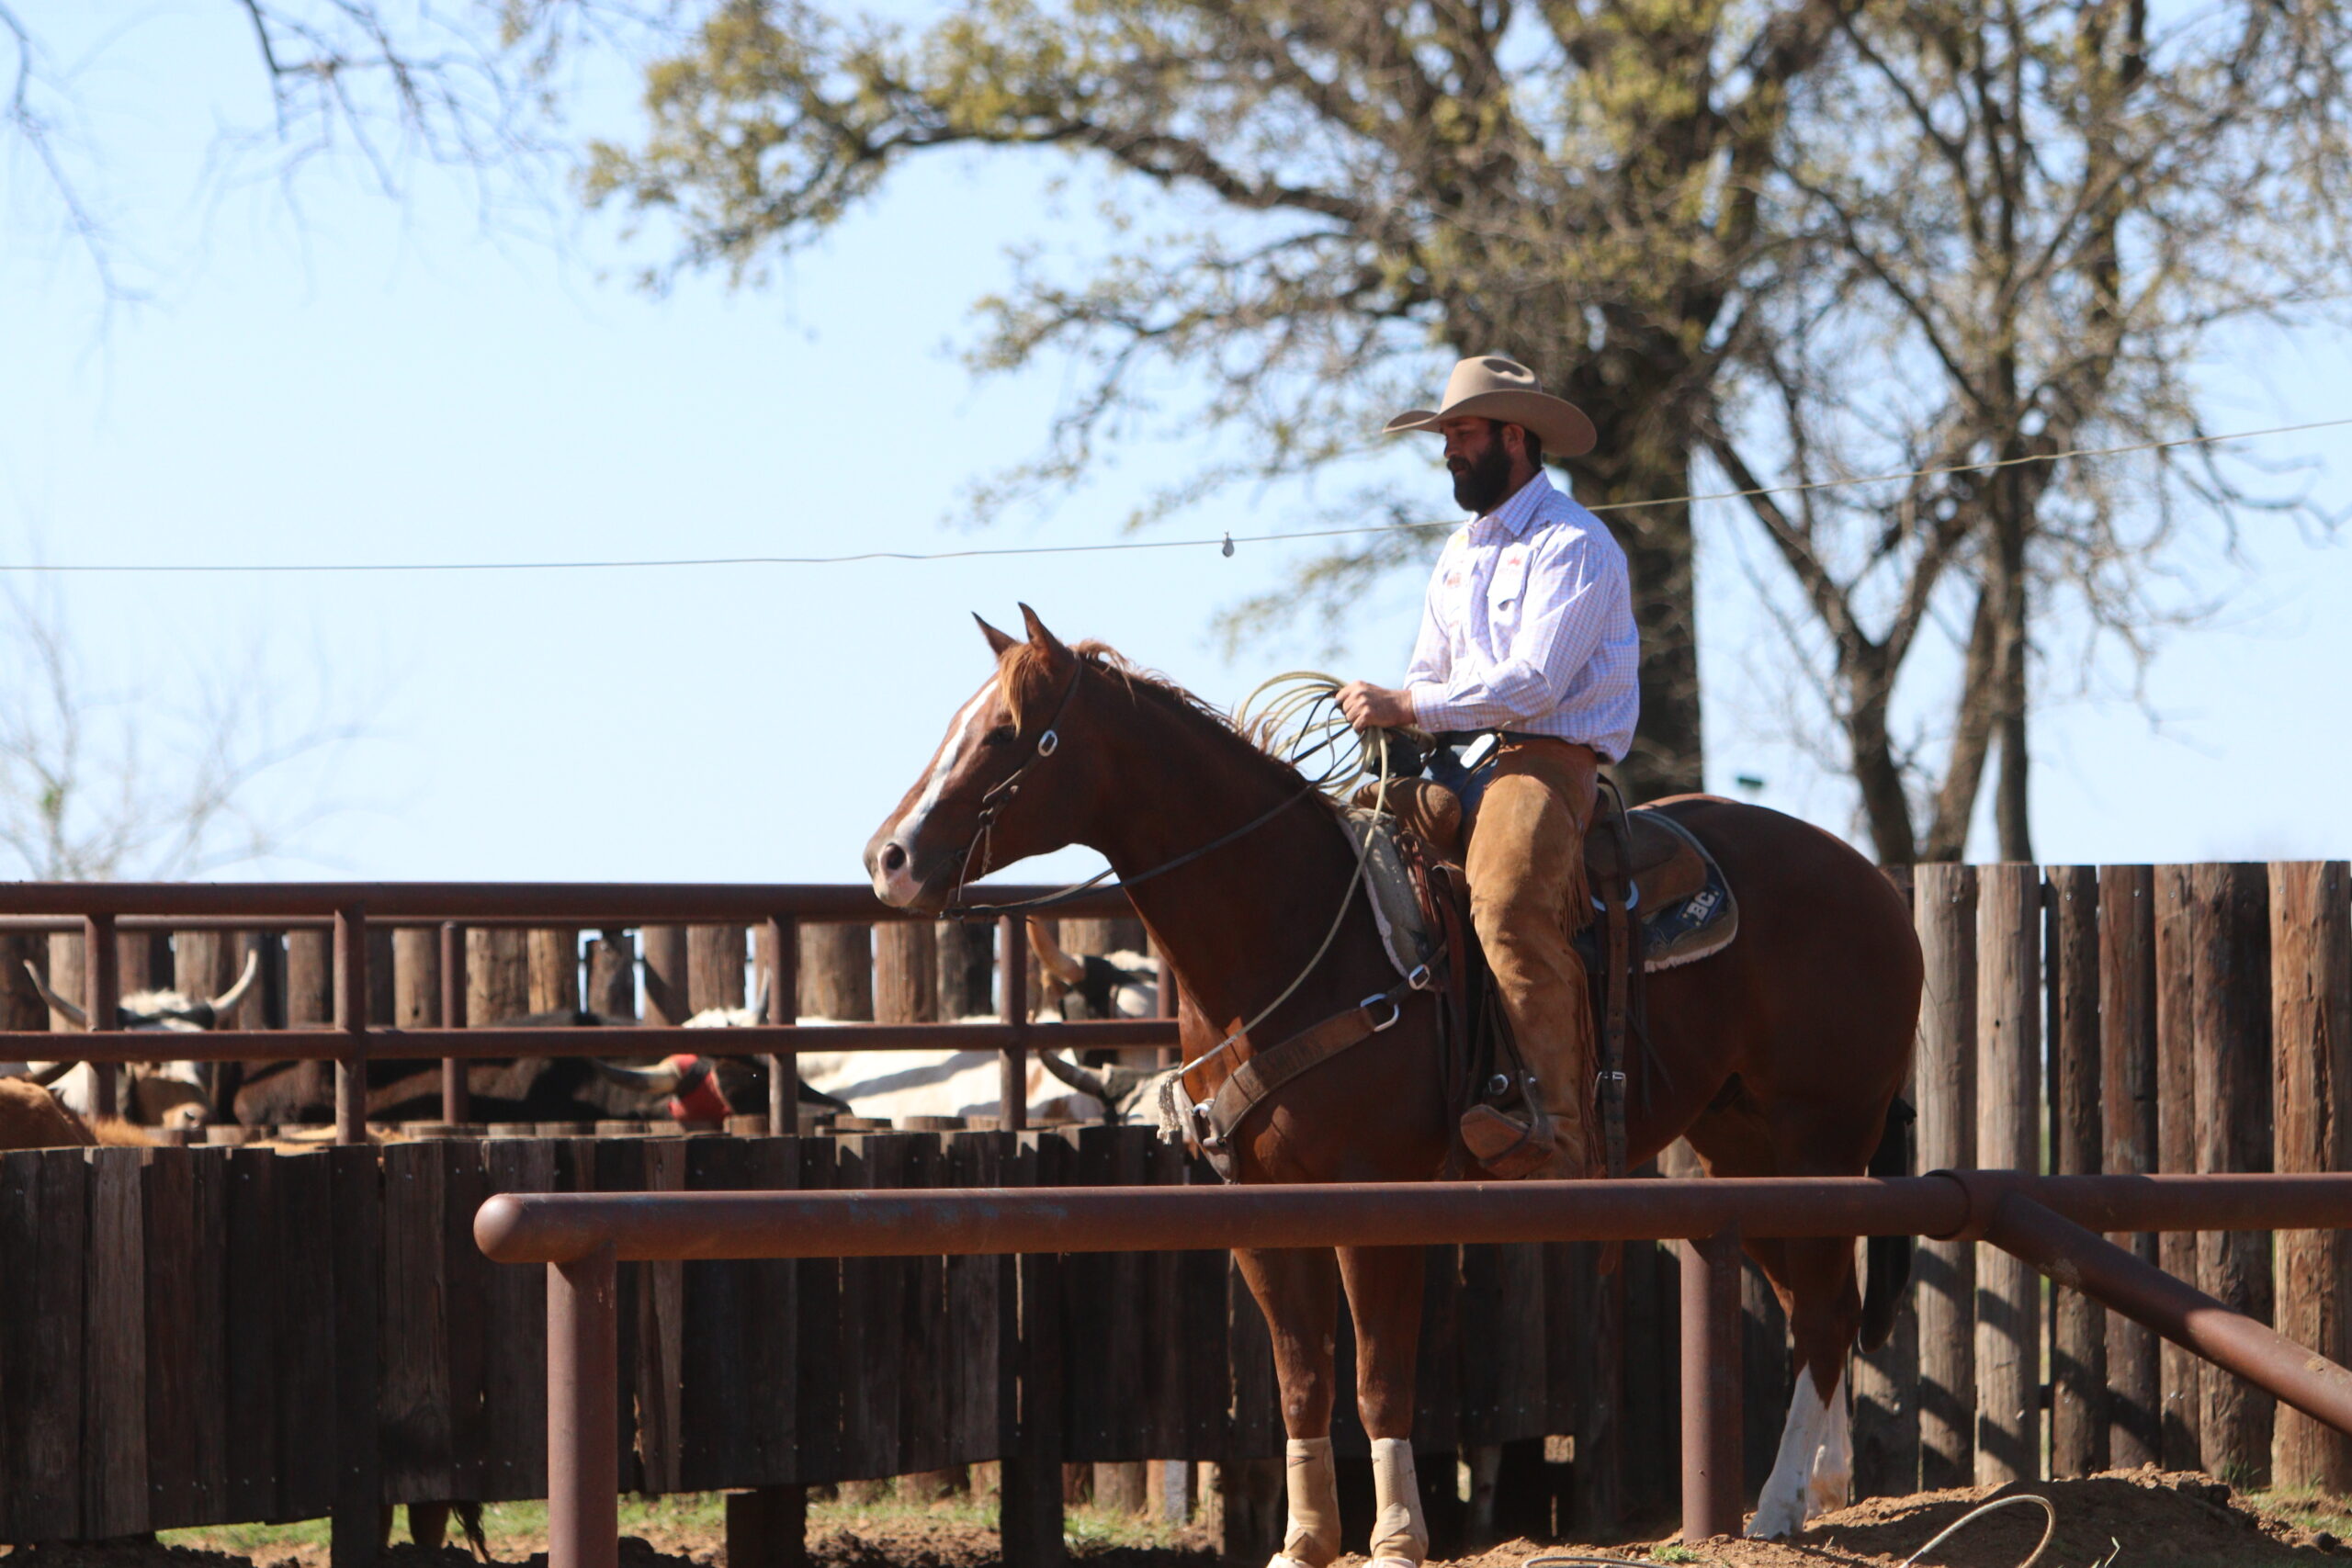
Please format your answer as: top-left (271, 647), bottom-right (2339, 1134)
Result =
top-left (1487, 551), bottom-right (1532, 636)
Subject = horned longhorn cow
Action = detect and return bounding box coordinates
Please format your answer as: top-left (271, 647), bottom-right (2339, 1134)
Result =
top-left (15, 952), bottom-right (261, 1128)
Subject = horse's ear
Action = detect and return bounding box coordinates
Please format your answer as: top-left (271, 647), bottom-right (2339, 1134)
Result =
top-left (1018, 603), bottom-right (1069, 660)
top-left (975, 614), bottom-right (1020, 658)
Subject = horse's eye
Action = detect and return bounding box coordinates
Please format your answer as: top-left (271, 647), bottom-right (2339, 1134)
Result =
top-left (983, 725), bottom-right (1017, 747)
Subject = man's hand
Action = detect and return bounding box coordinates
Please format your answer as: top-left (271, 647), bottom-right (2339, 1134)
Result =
top-left (1338, 681), bottom-right (1416, 732)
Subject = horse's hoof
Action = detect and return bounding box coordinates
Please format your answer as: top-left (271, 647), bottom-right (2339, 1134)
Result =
top-left (1746, 1495), bottom-right (1804, 1540)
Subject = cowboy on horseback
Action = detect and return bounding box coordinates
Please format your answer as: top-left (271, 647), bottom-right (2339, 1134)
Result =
top-left (1338, 354), bottom-right (1638, 1182)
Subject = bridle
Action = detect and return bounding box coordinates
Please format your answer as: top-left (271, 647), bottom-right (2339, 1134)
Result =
top-left (944, 660), bottom-right (1322, 919)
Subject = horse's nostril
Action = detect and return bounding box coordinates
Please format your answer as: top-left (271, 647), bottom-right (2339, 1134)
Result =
top-left (881, 842), bottom-right (908, 874)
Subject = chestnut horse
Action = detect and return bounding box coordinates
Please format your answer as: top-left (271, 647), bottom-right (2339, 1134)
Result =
top-left (866, 608), bottom-right (1922, 1553)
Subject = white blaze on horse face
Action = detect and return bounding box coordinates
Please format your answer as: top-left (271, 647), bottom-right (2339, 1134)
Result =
top-left (1747, 1367), bottom-right (1849, 1539)
top-left (873, 682), bottom-right (997, 905)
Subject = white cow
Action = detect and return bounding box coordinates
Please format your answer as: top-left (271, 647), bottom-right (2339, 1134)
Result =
top-left (13, 953), bottom-right (259, 1127)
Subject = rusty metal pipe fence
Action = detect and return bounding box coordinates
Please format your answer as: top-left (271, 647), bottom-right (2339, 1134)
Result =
top-left (476, 1171), bottom-right (2352, 1568)
top-left (0, 884), bottom-right (1170, 1134)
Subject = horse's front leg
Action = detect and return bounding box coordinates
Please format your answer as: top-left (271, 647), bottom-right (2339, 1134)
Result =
top-left (1236, 1246), bottom-right (1342, 1568)
top-left (1339, 1244), bottom-right (1429, 1568)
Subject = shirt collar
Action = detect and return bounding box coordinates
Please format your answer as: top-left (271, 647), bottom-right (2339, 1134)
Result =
top-left (1476, 471), bottom-right (1556, 538)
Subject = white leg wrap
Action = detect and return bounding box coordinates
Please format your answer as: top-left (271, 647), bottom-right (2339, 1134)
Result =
top-left (1748, 1370), bottom-right (1843, 1540)
top-left (1368, 1438), bottom-right (1429, 1567)
top-left (1806, 1370), bottom-right (1852, 1521)
top-left (1273, 1437), bottom-right (1341, 1568)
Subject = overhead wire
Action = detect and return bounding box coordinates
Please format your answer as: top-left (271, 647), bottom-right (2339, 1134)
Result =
top-left (5, 413), bottom-right (2346, 575)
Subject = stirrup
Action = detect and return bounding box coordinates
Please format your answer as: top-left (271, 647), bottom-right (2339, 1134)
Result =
top-left (1460, 1103), bottom-right (1564, 1179)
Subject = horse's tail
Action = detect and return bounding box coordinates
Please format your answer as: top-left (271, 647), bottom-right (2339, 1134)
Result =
top-left (1859, 1094), bottom-right (1918, 1352)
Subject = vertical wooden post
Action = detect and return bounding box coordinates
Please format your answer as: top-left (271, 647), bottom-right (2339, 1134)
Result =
top-left (440, 922), bottom-right (469, 1123)
top-left (642, 926), bottom-right (691, 1028)
top-left (1001, 1133), bottom-right (1065, 1567)
top-left (468, 930), bottom-right (532, 1028)
top-left (2099, 865), bottom-right (2161, 1470)
top-left (1912, 863), bottom-right (1976, 1488)
top-left (2154, 863), bottom-right (2201, 1467)
top-left (43, 930), bottom-right (84, 1037)
top-left (329, 1143), bottom-right (382, 1568)
top-left (585, 930), bottom-right (634, 1019)
top-left (1852, 864), bottom-right (1920, 1501)
top-left (688, 925), bottom-right (747, 1014)
top-left (0, 931), bottom-right (47, 1030)
top-left (288, 930), bottom-right (333, 1023)
top-left (766, 917), bottom-right (797, 1134)
top-left (727, 1484), bottom-right (808, 1568)
top-left (2193, 861), bottom-right (2274, 1485)
top-left (2048, 864), bottom-right (2106, 1477)
top-left (1001, 916), bottom-right (1029, 1132)
top-left (334, 908), bottom-right (369, 1145)
top-left (391, 926), bottom-right (451, 1120)
top-left (876, 921), bottom-right (940, 1025)
top-left (118, 927), bottom-right (171, 994)
top-left (1973, 863), bottom-right (2040, 1486)
top-left (797, 924), bottom-right (875, 1021)
top-left (937, 921), bottom-right (996, 1020)
top-left (531, 929), bottom-right (583, 1014)
top-left (85, 913), bottom-right (119, 1118)
top-left (2271, 860), bottom-right (2352, 1492)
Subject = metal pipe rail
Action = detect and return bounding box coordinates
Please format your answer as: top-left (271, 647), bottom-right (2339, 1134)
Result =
top-left (473, 1171), bottom-right (2352, 1568)
top-left (0, 881), bottom-right (1140, 921)
top-left (0, 884), bottom-right (1153, 1135)
top-left (0, 1020), bottom-right (1180, 1066)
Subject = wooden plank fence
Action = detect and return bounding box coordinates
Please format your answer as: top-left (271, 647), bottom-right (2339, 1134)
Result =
top-left (1, 860), bottom-right (2349, 1550)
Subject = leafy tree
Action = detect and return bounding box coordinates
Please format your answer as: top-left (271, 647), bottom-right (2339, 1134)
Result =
top-left (582, 0), bottom-right (1877, 800)
top-left (1711, 0), bottom-right (2352, 860)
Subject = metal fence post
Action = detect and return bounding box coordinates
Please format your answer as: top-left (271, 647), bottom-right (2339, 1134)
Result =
top-left (334, 906), bottom-right (369, 1145)
top-left (1000, 914), bottom-right (1029, 1132)
top-left (440, 920), bottom-right (469, 1123)
top-left (1679, 1223), bottom-right (1744, 1541)
top-left (83, 911), bottom-right (119, 1118)
top-left (548, 1244), bottom-right (620, 1568)
top-left (768, 914), bottom-right (797, 1133)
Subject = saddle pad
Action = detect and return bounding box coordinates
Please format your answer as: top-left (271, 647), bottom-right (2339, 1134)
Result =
top-left (1344, 807), bottom-right (1435, 980)
top-left (1577, 812), bottom-right (1739, 972)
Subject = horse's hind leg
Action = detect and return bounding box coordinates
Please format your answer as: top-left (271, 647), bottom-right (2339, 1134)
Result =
top-left (1745, 1235), bottom-right (1861, 1539)
top-left (1235, 1246), bottom-right (1344, 1568)
top-left (1683, 1098), bottom-right (1869, 1540)
top-left (1339, 1245), bottom-right (1430, 1567)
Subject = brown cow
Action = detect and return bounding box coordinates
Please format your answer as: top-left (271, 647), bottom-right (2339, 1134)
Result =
top-left (0, 1076), bottom-right (156, 1151)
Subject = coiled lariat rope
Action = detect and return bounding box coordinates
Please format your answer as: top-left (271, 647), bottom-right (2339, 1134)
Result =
top-left (1519, 1492), bottom-right (2058, 1568)
top-left (1173, 674), bottom-right (1401, 1069)
top-left (1238, 670), bottom-right (1401, 800)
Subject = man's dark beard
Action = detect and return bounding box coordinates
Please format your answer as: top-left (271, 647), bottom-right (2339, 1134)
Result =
top-left (1451, 440), bottom-right (1515, 513)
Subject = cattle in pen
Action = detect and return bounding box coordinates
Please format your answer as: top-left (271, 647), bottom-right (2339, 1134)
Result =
top-left (14, 953), bottom-right (261, 1129)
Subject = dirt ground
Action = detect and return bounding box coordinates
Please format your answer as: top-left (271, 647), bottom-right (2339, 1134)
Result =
top-left (1, 1468), bottom-right (2343, 1568)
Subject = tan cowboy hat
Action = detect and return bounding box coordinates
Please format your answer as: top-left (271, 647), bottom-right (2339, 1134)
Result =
top-left (1383, 354), bottom-right (1597, 457)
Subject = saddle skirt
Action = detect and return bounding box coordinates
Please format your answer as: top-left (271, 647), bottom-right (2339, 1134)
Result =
top-left (1347, 787), bottom-right (1739, 976)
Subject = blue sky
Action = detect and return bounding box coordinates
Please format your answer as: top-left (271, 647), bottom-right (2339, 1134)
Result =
top-left (2, 2), bottom-right (2347, 884)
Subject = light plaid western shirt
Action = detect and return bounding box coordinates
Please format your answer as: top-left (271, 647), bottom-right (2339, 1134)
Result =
top-left (1403, 472), bottom-right (1639, 761)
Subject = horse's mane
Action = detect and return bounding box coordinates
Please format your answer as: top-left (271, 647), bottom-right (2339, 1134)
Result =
top-left (1001, 639), bottom-right (1310, 791)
